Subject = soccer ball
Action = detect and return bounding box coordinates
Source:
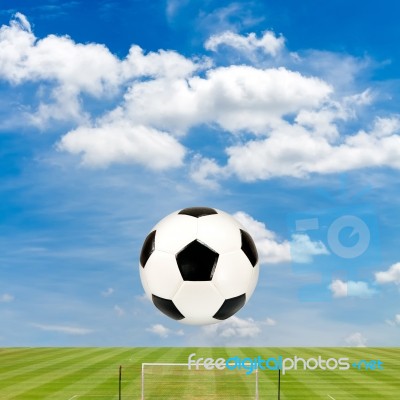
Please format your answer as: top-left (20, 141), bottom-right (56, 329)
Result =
top-left (139, 206), bottom-right (259, 325)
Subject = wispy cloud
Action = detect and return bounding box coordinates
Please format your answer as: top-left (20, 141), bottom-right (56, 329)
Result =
top-left (0, 293), bottom-right (14, 303)
top-left (196, 2), bottom-right (265, 35)
top-left (375, 262), bottom-right (400, 285)
top-left (234, 211), bottom-right (328, 264)
top-left (205, 30), bottom-right (284, 57)
top-left (329, 279), bottom-right (377, 298)
top-left (265, 317), bottom-right (277, 326)
top-left (114, 305), bottom-right (125, 317)
top-left (136, 293), bottom-right (151, 302)
top-left (101, 288), bottom-right (114, 297)
top-left (344, 332), bottom-right (367, 347)
top-left (13, 12), bottom-right (31, 32)
top-left (201, 315), bottom-right (273, 341)
top-left (146, 324), bottom-right (184, 338)
top-left (166, 0), bottom-right (190, 21)
top-left (386, 314), bottom-right (400, 327)
top-left (32, 323), bottom-right (94, 335)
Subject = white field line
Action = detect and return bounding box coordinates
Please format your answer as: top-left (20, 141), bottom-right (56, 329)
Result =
top-left (67, 396), bottom-right (119, 399)
top-left (328, 395), bottom-right (336, 400)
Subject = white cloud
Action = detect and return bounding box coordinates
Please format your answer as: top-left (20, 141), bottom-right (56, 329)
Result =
top-left (189, 155), bottom-right (228, 189)
top-left (146, 324), bottom-right (184, 338)
top-left (166, 0), bottom-right (190, 21)
top-left (290, 234), bottom-right (329, 263)
top-left (375, 262), bottom-right (400, 285)
top-left (265, 317), bottom-right (277, 326)
top-left (197, 3), bottom-right (265, 37)
top-left (32, 323), bottom-right (93, 335)
top-left (386, 314), bottom-right (400, 327)
top-left (202, 316), bottom-right (261, 339)
top-left (0, 14), bottom-right (120, 126)
top-left (14, 12), bottom-right (31, 33)
top-left (121, 45), bottom-right (201, 80)
top-left (345, 332), bottom-right (367, 347)
top-left (0, 16), bottom-right (121, 90)
top-left (114, 305), bottom-right (125, 317)
top-left (0, 293), bottom-right (14, 303)
top-left (136, 293), bottom-right (151, 302)
top-left (2, 14), bottom-right (400, 182)
top-left (205, 30), bottom-right (285, 57)
top-left (234, 211), bottom-right (328, 264)
top-left (101, 288), bottom-right (114, 297)
top-left (122, 65), bottom-right (332, 135)
top-left (0, 14), bottom-right (201, 128)
top-left (329, 279), bottom-right (377, 298)
top-left (57, 121), bottom-right (186, 169)
top-left (214, 116), bottom-right (400, 182)
top-left (234, 211), bottom-right (291, 264)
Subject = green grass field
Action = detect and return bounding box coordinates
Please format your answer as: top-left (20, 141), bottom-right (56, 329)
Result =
top-left (0, 347), bottom-right (399, 399)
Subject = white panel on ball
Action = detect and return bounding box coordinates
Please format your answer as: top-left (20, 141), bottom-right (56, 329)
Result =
top-left (197, 213), bottom-right (242, 254)
top-left (173, 281), bottom-right (224, 322)
top-left (218, 209), bottom-right (245, 227)
top-left (154, 213), bottom-right (198, 254)
top-left (180, 315), bottom-right (218, 325)
top-left (139, 264), bottom-right (152, 300)
top-left (144, 250), bottom-right (184, 299)
top-left (212, 250), bottom-right (254, 298)
top-left (246, 263), bottom-right (260, 300)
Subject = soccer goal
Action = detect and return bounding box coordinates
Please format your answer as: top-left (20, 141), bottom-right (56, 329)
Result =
top-left (140, 362), bottom-right (259, 400)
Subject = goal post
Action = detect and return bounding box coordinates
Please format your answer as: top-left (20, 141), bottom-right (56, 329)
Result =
top-left (141, 362), bottom-right (259, 400)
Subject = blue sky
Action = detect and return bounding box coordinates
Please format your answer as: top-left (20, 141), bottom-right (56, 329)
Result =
top-left (0, 0), bottom-right (400, 347)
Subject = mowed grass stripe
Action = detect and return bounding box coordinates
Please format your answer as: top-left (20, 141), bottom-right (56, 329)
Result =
top-left (243, 347), bottom-right (281, 398)
top-left (212, 347), bottom-right (231, 398)
top-left (269, 348), bottom-right (325, 399)
top-left (0, 348), bottom-right (84, 373)
top-left (2, 348), bottom-right (124, 399)
top-left (143, 347), bottom-right (193, 399)
top-left (12, 348), bottom-right (134, 400)
top-left (288, 349), bottom-right (359, 400)
top-left (282, 348), bottom-right (376, 399)
top-left (0, 348), bottom-right (103, 373)
top-left (263, 347), bottom-right (399, 399)
top-left (319, 348), bottom-right (400, 399)
top-left (130, 347), bottom-right (184, 398)
top-left (327, 348), bottom-right (400, 398)
top-left (48, 348), bottom-right (139, 400)
top-left (212, 347), bottom-right (253, 399)
top-left (1, 347), bottom-right (399, 399)
top-left (87, 347), bottom-right (161, 400)
top-left (177, 347), bottom-right (207, 400)
top-left (343, 348), bottom-right (400, 375)
top-left (0, 348), bottom-right (107, 399)
top-left (0, 348), bottom-right (104, 391)
top-left (119, 347), bottom-right (173, 399)
top-left (297, 348), bottom-right (358, 391)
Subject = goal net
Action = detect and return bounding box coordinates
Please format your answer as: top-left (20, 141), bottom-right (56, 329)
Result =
top-left (141, 362), bottom-right (259, 400)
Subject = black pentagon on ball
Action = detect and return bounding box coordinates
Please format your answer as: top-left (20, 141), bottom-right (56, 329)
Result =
top-left (140, 230), bottom-right (156, 268)
top-left (178, 207), bottom-right (218, 218)
top-left (176, 240), bottom-right (219, 281)
top-left (240, 229), bottom-right (258, 267)
top-left (213, 293), bottom-right (246, 320)
top-left (152, 294), bottom-right (184, 320)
